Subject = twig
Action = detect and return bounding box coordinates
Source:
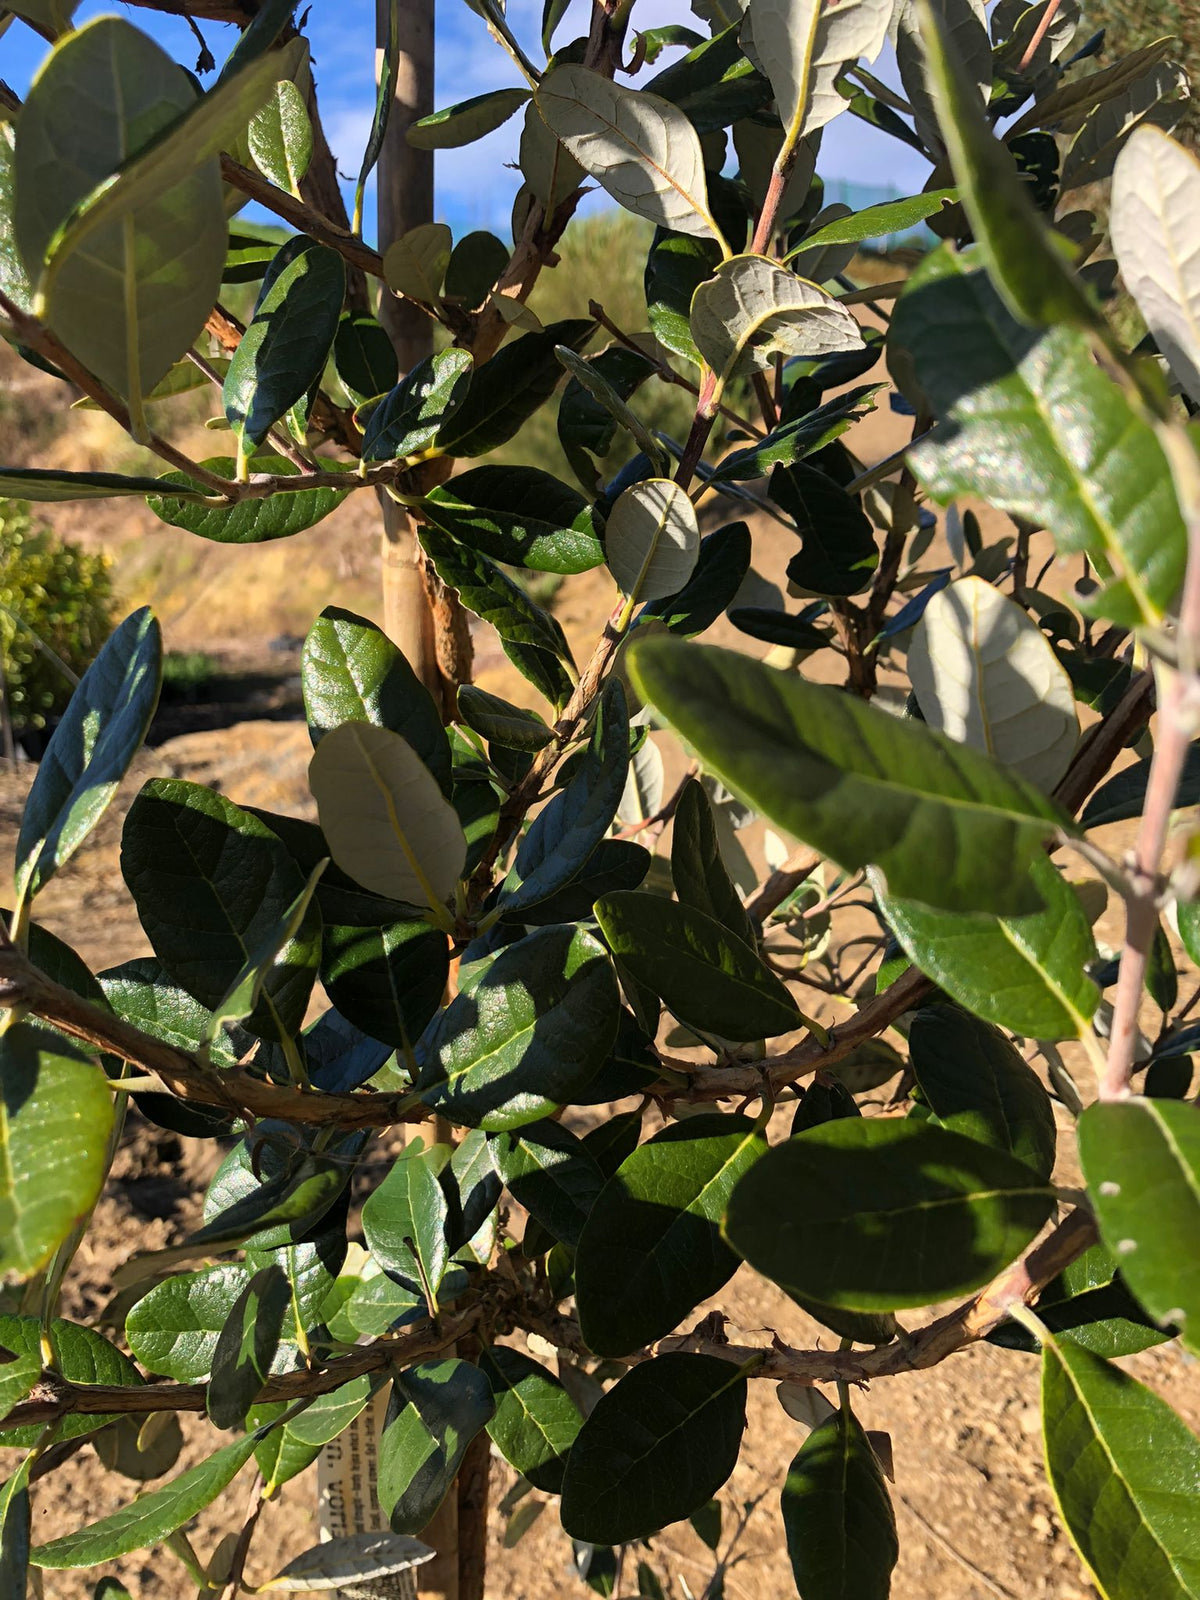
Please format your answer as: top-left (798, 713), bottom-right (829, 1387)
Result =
top-left (219, 156), bottom-right (393, 287)
top-left (1017, 0), bottom-right (1064, 72)
top-left (0, 1306), bottom-right (481, 1430)
top-left (0, 291), bottom-right (232, 494)
top-left (1103, 429), bottom-right (1200, 1099)
top-left (746, 848), bottom-right (821, 927)
top-left (895, 1491), bottom-right (1021, 1600)
top-left (1, 1211), bottom-right (1095, 1430)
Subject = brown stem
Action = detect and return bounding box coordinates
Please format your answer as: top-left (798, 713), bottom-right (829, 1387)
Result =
top-left (675, 370), bottom-right (722, 489)
top-left (1053, 668), bottom-right (1154, 817)
top-left (1102, 429), bottom-right (1200, 1098)
top-left (749, 140), bottom-right (800, 257)
top-left (746, 847), bottom-right (821, 927)
top-left (0, 292), bottom-right (231, 494)
top-left (3, 1212), bottom-right (1095, 1430)
top-left (1017, 0), bottom-right (1065, 72)
top-left (2, 1308), bottom-right (480, 1430)
top-left (219, 157), bottom-right (394, 286)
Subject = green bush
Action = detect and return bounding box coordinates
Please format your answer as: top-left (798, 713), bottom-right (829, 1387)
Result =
top-left (0, 500), bottom-right (115, 731)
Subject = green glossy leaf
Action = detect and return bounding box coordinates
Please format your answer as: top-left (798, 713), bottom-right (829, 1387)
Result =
top-left (646, 22), bottom-right (770, 133)
top-left (482, 1345), bottom-right (582, 1493)
top-left (560, 1353), bottom-right (747, 1542)
top-left (423, 926), bottom-right (619, 1129)
top-left (0, 1023), bottom-right (113, 1281)
top-left (409, 86), bottom-right (530, 148)
top-left (205, 858), bottom-right (325, 1046)
top-left (1041, 1330), bottom-right (1200, 1600)
top-left (321, 916), bottom-right (448, 1051)
top-left (500, 679), bottom-right (629, 918)
top-left (488, 1120), bottom-right (606, 1249)
top-left (150, 456), bottom-right (352, 543)
top-left (0, 467), bottom-right (202, 502)
top-left (1080, 744), bottom-right (1200, 829)
top-left (434, 319), bottom-right (593, 457)
top-left (250, 1376), bottom-right (374, 1492)
top-left (15, 607), bottom-right (161, 905)
top-left (671, 776), bottom-right (754, 943)
top-left (224, 239), bottom-right (345, 452)
top-left (0, 1316), bottom-right (142, 1447)
top-left (362, 1139), bottom-right (450, 1301)
top-left (360, 349), bottom-right (473, 461)
top-left (576, 1114), bottom-right (766, 1357)
top-left (378, 1359), bottom-right (495, 1535)
top-left (423, 464), bottom-right (602, 575)
top-left (641, 519), bottom-right (752, 636)
top-left (0, 1453), bottom-right (30, 1600)
top-left (248, 77), bottom-right (312, 193)
top-left (920, 0), bottom-right (1096, 329)
top-left (15, 19), bottom-right (228, 413)
top-left (516, 840), bottom-right (651, 927)
top-left (557, 344), bottom-right (659, 488)
top-left (308, 722), bottom-right (466, 919)
top-left (724, 1118), bottom-right (1055, 1311)
top-left (908, 1003), bottom-right (1056, 1179)
top-left (121, 778), bottom-right (321, 1039)
top-left (873, 855), bottom-right (1098, 1041)
top-left (645, 229), bottom-right (723, 366)
top-left (341, 1268), bottom-right (422, 1338)
top-left (334, 311), bottom-right (398, 405)
top-left (785, 189), bottom-right (958, 257)
top-left (781, 1407), bottom-right (898, 1600)
top-left (894, 247), bottom-right (1186, 628)
top-left (418, 521), bottom-right (573, 668)
top-left (989, 1242), bottom-right (1171, 1360)
top-left (631, 638), bottom-right (1063, 916)
top-left (596, 891), bottom-right (802, 1041)
top-left (445, 230), bottom-right (510, 307)
top-left (33, 1430), bottom-right (262, 1568)
top-left (534, 66), bottom-right (723, 243)
top-left (206, 1264), bottom-right (290, 1429)
top-left (1079, 1098), bottom-right (1200, 1356)
top-left (709, 383), bottom-right (881, 483)
top-left (458, 687), bottom-right (553, 753)
top-left (302, 607), bottom-right (450, 790)
top-left (99, 957), bottom-right (240, 1137)
top-left (775, 461), bottom-right (877, 597)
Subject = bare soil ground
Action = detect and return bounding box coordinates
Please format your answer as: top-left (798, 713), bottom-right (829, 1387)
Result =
top-left (2, 328), bottom-right (1199, 1600)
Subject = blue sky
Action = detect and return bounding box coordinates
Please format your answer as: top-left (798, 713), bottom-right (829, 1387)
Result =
top-left (3, 2), bottom-right (930, 240)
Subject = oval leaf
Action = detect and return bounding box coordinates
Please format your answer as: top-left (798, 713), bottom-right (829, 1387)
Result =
top-left (873, 853), bottom-right (1099, 1042)
top-left (575, 1113), bottom-right (767, 1357)
top-left (534, 65), bottom-right (723, 243)
top-left (908, 576), bottom-right (1079, 792)
top-left (781, 1407), bottom-right (899, 1600)
top-left (595, 890), bottom-right (803, 1041)
top-left (724, 1118), bottom-right (1055, 1311)
top-left (15, 607), bottom-right (161, 905)
top-left (308, 722), bottom-right (466, 918)
top-left (560, 1353), bottom-right (747, 1543)
top-left (606, 478), bottom-right (700, 605)
top-left (630, 638), bottom-right (1065, 917)
top-left (691, 255), bottom-right (863, 384)
top-left (1079, 1098), bottom-right (1200, 1356)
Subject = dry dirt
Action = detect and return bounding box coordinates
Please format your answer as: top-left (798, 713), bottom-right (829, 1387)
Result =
top-left (2, 328), bottom-right (1198, 1600)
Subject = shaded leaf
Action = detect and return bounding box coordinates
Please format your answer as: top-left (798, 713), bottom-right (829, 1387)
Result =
top-left (560, 1354), bottom-right (747, 1542)
top-left (377, 1359), bottom-right (495, 1535)
top-left (488, 1119), bottom-right (606, 1249)
top-left (596, 890), bottom-right (802, 1041)
top-left (781, 1406), bottom-right (898, 1600)
top-left (724, 1117), bottom-right (1055, 1311)
top-left (15, 607), bottom-right (161, 905)
top-left (576, 1114), bottom-right (766, 1356)
top-left (606, 478), bottom-right (700, 604)
top-left (482, 1345), bottom-right (582, 1493)
top-left (423, 927), bottom-right (619, 1130)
